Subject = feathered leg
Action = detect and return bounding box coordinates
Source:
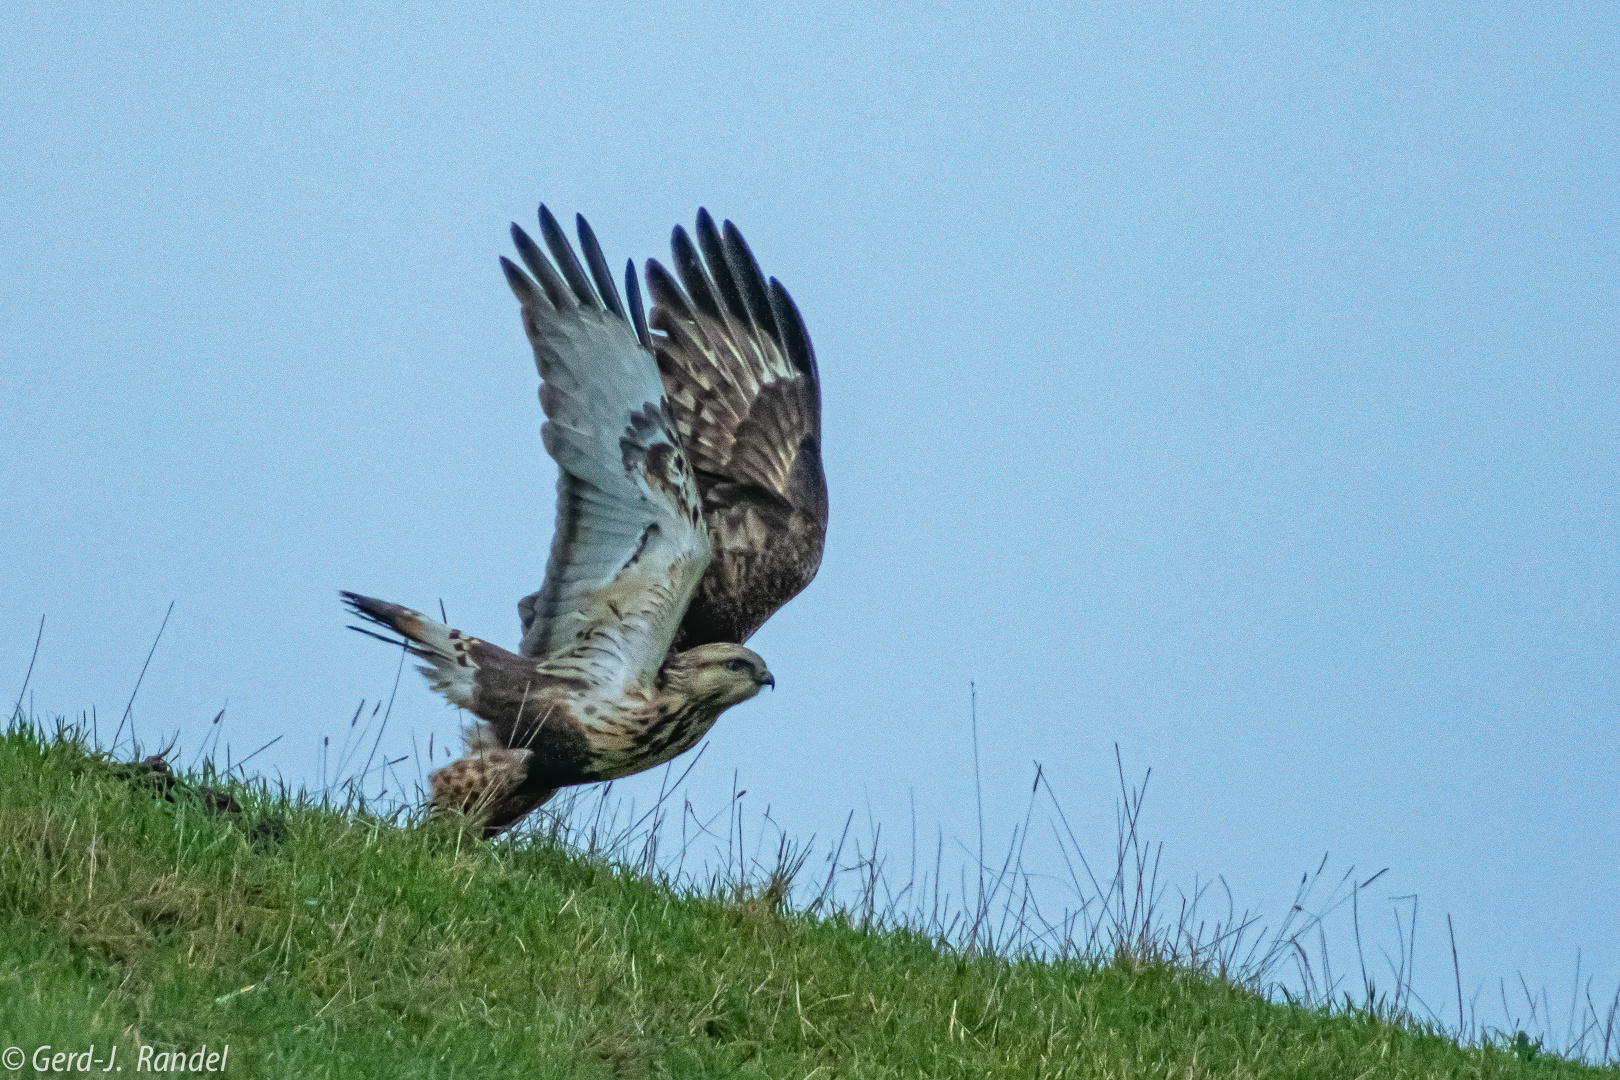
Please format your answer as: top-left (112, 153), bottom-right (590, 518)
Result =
top-left (430, 747), bottom-right (557, 837)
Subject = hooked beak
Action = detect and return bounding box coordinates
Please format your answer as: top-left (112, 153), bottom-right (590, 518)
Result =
top-left (761, 671), bottom-right (776, 690)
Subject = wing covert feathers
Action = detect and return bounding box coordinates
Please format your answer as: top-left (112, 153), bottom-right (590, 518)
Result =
top-left (645, 210), bottom-right (829, 648)
top-left (505, 208), bottom-right (710, 689)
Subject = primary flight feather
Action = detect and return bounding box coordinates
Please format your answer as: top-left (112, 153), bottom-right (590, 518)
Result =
top-left (343, 206), bottom-right (827, 835)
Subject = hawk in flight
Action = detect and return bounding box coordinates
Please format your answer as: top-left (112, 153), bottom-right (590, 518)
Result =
top-left (344, 206), bottom-right (827, 835)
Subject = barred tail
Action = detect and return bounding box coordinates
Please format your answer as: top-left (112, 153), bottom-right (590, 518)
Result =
top-left (341, 591), bottom-right (478, 708)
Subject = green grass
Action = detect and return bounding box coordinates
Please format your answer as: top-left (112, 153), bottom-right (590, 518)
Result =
top-left (1, 718), bottom-right (1613, 1079)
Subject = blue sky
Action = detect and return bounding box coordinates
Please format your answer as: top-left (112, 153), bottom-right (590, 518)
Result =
top-left (4, 0), bottom-right (1615, 1040)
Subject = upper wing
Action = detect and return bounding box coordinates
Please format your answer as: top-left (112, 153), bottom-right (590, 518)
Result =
top-left (507, 207), bottom-right (710, 690)
top-left (643, 210), bottom-right (829, 649)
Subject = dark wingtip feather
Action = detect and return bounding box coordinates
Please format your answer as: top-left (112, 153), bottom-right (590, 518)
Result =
top-left (768, 277), bottom-right (819, 383)
top-left (720, 220), bottom-right (781, 342)
top-left (694, 209), bottom-right (720, 268)
top-left (695, 209), bottom-right (749, 326)
top-left (538, 204), bottom-right (598, 309)
top-left (643, 259), bottom-right (697, 334)
top-left (499, 256), bottom-right (542, 303)
top-left (509, 221), bottom-right (542, 268)
top-left (509, 222), bottom-right (572, 308)
top-left (670, 224), bottom-right (721, 321)
top-left (577, 214), bottom-right (626, 319)
top-left (626, 258), bottom-right (650, 349)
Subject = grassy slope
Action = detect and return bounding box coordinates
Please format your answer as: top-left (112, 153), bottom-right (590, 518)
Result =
top-left (0, 724), bottom-right (1611, 1080)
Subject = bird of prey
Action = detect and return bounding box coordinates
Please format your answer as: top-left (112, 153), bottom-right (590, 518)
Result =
top-left (343, 206), bottom-right (827, 835)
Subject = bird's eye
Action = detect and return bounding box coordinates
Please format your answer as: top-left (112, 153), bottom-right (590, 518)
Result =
top-left (725, 657), bottom-right (751, 673)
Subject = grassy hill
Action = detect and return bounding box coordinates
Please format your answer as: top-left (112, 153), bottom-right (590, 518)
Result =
top-left (1, 717), bottom-right (1612, 1079)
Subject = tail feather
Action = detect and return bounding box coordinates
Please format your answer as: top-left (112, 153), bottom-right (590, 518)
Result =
top-left (341, 591), bottom-right (478, 708)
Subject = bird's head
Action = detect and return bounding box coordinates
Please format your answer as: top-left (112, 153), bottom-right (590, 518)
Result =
top-left (665, 643), bottom-right (775, 707)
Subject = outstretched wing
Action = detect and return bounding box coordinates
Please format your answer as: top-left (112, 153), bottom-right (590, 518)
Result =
top-left (507, 207), bottom-right (710, 690)
top-left (644, 210), bottom-right (829, 649)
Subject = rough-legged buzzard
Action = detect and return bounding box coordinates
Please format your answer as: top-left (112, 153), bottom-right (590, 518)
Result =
top-left (344, 206), bottom-right (826, 835)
